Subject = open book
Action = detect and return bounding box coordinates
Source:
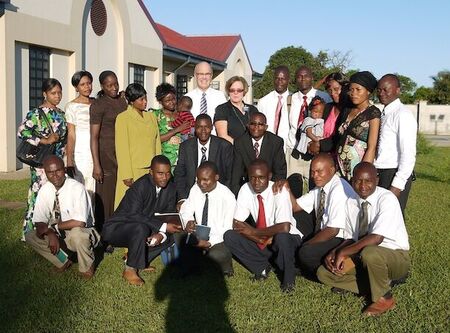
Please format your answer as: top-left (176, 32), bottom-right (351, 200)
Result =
top-left (154, 212), bottom-right (185, 227)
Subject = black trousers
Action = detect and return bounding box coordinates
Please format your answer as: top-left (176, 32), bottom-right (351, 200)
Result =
top-left (224, 230), bottom-right (302, 286)
top-left (377, 168), bottom-right (414, 215)
top-left (298, 237), bottom-right (344, 277)
top-left (102, 221), bottom-right (172, 269)
top-left (176, 232), bottom-right (233, 274)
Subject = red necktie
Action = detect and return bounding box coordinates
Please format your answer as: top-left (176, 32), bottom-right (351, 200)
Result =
top-left (297, 95), bottom-right (308, 127)
top-left (274, 95), bottom-right (283, 134)
top-left (256, 194), bottom-right (267, 250)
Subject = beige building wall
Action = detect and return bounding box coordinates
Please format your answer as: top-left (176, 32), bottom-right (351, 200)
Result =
top-left (0, 0), bottom-right (163, 172)
top-left (223, 40), bottom-right (253, 104)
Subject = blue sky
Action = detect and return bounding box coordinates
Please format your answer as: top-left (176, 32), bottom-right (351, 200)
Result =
top-left (144, 0), bottom-right (449, 88)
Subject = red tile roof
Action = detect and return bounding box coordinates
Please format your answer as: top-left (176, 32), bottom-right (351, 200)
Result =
top-left (156, 23), bottom-right (241, 63)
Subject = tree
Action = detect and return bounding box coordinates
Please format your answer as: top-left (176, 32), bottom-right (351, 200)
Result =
top-left (396, 74), bottom-right (417, 104)
top-left (428, 70), bottom-right (450, 104)
top-left (413, 86), bottom-right (433, 102)
top-left (253, 46), bottom-right (329, 99)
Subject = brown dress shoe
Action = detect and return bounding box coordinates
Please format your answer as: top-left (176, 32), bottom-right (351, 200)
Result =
top-left (122, 269), bottom-right (144, 286)
top-left (363, 296), bottom-right (396, 316)
top-left (53, 259), bottom-right (72, 273)
top-left (79, 265), bottom-right (95, 280)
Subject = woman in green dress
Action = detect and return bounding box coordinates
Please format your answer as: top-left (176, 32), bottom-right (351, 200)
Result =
top-left (17, 78), bottom-right (67, 237)
top-left (151, 83), bottom-right (190, 171)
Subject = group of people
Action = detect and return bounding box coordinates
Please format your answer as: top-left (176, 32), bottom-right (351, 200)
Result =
top-left (17, 60), bottom-right (417, 317)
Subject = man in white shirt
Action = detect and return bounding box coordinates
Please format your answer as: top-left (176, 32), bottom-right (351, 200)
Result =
top-left (287, 66), bottom-right (331, 177)
top-left (25, 156), bottom-right (99, 279)
top-left (317, 162), bottom-right (410, 316)
top-left (276, 153), bottom-right (356, 277)
top-left (257, 66), bottom-right (290, 149)
top-left (185, 61), bottom-right (227, 121)
top-left (224, 159), bottom-right (303, 292)
top-left (375, 74), bottom-right (417, 214)
top-left (179, 161), bottom-right (236, 275)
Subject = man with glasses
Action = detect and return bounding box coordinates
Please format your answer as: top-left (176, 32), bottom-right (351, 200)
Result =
top-left (231, 112), bottom-right (286, 195)
top-left (185, 61), bottom-right (226, 120)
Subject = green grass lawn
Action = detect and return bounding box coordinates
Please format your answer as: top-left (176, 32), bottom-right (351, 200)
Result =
top-left (0, 148), bottom-right (449, 333)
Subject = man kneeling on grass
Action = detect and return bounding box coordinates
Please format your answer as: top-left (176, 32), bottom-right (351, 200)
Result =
top-left (224, 159), bottom-right (303, 293)
top-left (25, 155), bottom-right (100, 279)
top-left (317, 162), bottom-right (410, 316)
top-left (178, 161), bottom-right (236, 276)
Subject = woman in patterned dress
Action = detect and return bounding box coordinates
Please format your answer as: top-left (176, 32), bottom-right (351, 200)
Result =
top-left (336, 71), bottom-right (381, 180)
top-left (151, 83), bottom-right (190, 171)
top-left (17, 78), bottom-right (67, 236)
top-left (65, 71), bottom-right (95, 201)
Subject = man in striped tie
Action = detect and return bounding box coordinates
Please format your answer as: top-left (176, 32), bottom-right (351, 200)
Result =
top-left (185, 62), bottom-right (226, 121)
top-left (317, 162), bottom-right (410, 316)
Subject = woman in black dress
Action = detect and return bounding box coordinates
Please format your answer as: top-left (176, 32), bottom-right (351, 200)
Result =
top-left (214, 76), bottom-right (258, 144)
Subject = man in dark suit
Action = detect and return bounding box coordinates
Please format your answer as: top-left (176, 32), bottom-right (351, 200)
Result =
top-left (102, 155), bottom-right (182, 286)
top-left (231, 111), bottom-right (287, 195)
top-left (174, 114), bottom-right (233, 203)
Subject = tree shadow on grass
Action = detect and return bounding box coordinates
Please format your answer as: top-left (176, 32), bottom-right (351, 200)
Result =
top-left (154, 255), bottom-right (235, 333)
top-left (0, 208), bottom-right (85, 332)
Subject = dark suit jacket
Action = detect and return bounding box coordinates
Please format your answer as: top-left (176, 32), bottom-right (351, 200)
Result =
top-left (103, 174), bottom-right (176, 235)
top-left (231, 131), bottom-right (287, 195)
top-left (174, 135), bottom-right (233, 200)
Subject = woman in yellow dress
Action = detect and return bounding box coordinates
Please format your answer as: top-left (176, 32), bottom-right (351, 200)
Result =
top-left (114, 83), bottom-right (161, 208)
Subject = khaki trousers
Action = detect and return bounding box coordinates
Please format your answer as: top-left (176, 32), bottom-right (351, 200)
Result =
top-left (317, 245), bottom-right (410, 302)
top-left (26, 227), bottom-right (100, 273)
top-left (286, 147), bottom-right (312, 191)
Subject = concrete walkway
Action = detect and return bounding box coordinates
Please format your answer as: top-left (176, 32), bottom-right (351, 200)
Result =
top-left (0, 199), bottom-right (26, 209)
top-left (0, 166), bottom-right (29, 180)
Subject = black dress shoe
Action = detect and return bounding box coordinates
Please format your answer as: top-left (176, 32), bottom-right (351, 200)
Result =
top-left (331, 287), bottom-right (350, 295)
top-left (250, 265), bottom-right (272, 281)
top-left (223, 270), bottom-right (234, 277)
top-left (281, 283), bottom-right (295, 293)
top-left (390, 272), bottom-right (410, 287)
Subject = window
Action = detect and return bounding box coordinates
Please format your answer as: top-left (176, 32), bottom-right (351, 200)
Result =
top-left (133, 65), bottom-right (145, 86)
top-left (176, 75), bottom-right (188, 100)
top-left (211, 81), bottom-right (220, 90)
top-left (29, 46), bottom-right (50, 109)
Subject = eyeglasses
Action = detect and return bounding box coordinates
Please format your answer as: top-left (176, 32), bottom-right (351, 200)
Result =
top-left (229, 89), bottom-right (244, 94)
top-left (196, 72), bottom-right (212, 77)
top-left (249, 122), bottom-right (266, 126)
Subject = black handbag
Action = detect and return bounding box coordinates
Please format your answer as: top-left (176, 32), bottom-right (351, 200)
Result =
top-left (16, 108), bottom-right (56, 168)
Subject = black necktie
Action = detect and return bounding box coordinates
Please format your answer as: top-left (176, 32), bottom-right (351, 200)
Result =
top-left (201, 193), bottom-right (209, 226)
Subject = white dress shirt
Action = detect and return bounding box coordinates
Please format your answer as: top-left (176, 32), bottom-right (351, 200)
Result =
top-left (296, 174), bottom-right (356, 238)
top-left (185, 87), bottom-right (227, 120)
top-left (343, 186), bottom-right (409, 250)
top-left (180, 182), bottom-right (236, 246)
top-left (374, 98), bottom-right (417, 190)
top-left (32, 178), bottom-right (94, 227)
top-left (197, 138), bottom-right (211, 167)
top-left (287, 88), bottom-right (331, 148)
top-left (258, 90), bottom-right (290, 150)
top-left (234, 181), bottom-right (303, 237)
top-left (251, 136), bottom-right (264, 156)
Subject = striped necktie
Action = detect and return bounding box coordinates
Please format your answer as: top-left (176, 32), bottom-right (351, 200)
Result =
top-left (200, 92), bottom-right (207, 114)
top-left (201, 146), bottom-right (207, 162)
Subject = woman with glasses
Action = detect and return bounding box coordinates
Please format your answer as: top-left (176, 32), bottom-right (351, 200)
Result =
top-left (214, 76), bottom-right (258, 144)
